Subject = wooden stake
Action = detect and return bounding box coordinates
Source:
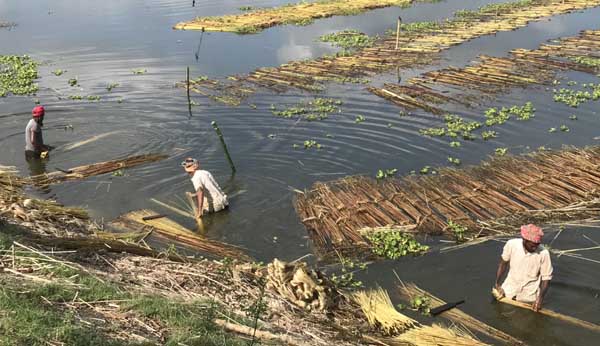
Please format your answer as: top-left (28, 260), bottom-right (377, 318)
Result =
top-left (395, 16), bottom-right (402, 50)
top-left (211, 121), bottom-right (236, 174)
top-left (187, 66), bottom-right (192, 116)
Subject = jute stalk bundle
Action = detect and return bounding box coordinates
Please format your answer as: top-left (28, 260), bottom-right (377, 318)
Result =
top-left (174, 0), bottom-right (415, 33)
top-left (398, 282), bottom-right (524, 345)
top-left (26, 153), bottom-right (167, 186)
top-left (295, 146), bottom-right (600, 255)
top-left (354, 288), bottom-right (488, 346)
top-left (183, 0), bottom-right (600, 100)
top-left (110, 209), bottom-right (250, 261)
top-left (374, 29), bottom-right (600, 111)
top-left (353, 287), bottom-right (416, 335)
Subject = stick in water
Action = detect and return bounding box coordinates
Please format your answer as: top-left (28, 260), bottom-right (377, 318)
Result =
top-left (395, 16), bottom-right (402, 50)
top-left (211, 121), bottom-right (236, 174)
top-left (187, 66), bottom-right (192, 117)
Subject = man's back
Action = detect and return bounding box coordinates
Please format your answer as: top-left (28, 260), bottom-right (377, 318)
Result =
top-left (25, 119), bottom-right (42, 151)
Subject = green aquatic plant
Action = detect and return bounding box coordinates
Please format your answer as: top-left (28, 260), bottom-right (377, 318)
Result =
top-left (420, 166), bottom-right (432, 174)
top-left (238, 6), bottom-right (254, 11)
top-left (366, 230), bottom-right (429, 260)
top-left (272, 98), bottom-right (341, 121)
top-left (495, 147), bottom-right (508, 156)
top-left (569, 114), bottom-right (577, 120)
top-left (331, 257), bottom-right (365, 289)
top-left (132, 68), bottom-right (147, 75)
top-left (106, 83), bottom-right (119, 91)
top-left (303, 140), bottom-right (322, 149)
top-left (319, 30), bottom-right (376, 54)
top-left (560, 124), bottom-right (570, 132)
top-left (548, 127), bottom-right (557, 133)
top-left (449, 141), bottom-right (461, 147)
top-left (553, 83), bottom-right (600, 107)
top-left (52, 69), bottom-right (65, 76)
top-left (376, 168), bottom-right (397, 180)
top-left (410, 295), bottom-right (431, 316)
top-left (570, 56), bottom-right (600, 68)
top-left (484, 102), bottom-right (535, 126)
top-left (87, 95), bottom-right (101, 101)
top-left (447, 220), bottom-right (467, 242)
top-left (68, 95), bottom-right (83, 100)
top-left (481, 130), bottom-right (497, 140)
top-left (354, 114), bottom-right (366, 123)
top-left (68, 78), bottom-right (78, 87)
top-left (420, 114), bottom-right (481, 140)
top-left (447, 157), bottom-right (461, 165)
top-left (0, 55), bottom-right (39, 96)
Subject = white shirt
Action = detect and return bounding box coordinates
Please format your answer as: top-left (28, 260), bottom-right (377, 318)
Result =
top-left (501, 238), bottom-right (553, 302)
top-left (190, 170), bottom-right (228, 207)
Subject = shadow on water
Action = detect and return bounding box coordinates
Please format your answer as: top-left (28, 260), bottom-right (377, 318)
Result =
top-left (1, 0), bottom-right (600, 344)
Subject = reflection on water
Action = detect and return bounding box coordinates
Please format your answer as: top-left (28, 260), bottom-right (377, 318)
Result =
top-left (1, 0), bottom-right (600, 344)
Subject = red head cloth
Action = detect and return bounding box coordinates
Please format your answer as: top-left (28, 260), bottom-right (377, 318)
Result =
top-left (32, 105), bottom-right (45, 117)
top-left (521, 224), bottom-right (543, 243)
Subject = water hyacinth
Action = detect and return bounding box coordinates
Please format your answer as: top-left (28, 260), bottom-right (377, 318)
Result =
top-left (0, 55), bottom-right (39, 96)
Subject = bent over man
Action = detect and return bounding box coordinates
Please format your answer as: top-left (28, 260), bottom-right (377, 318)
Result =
top-left (494, 224), bottom-right (553, 311)
top-left (182, 158), bottom-right (228, 220)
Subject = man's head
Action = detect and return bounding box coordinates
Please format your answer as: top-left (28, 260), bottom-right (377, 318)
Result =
top-left (181, 157), bottom-right (199, 175)
top-left (32, 105), bottom-right (45, 125)
top-left (521, 224), bottom-right (543, 253)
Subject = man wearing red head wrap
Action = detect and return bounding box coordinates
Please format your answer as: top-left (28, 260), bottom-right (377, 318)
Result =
top-left (494, 224), bottom-right (553, 311)
top-left (25, 105), bottom-right (49, 160)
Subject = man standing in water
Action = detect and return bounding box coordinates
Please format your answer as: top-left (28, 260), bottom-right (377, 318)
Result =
top-left (182, 158), bottom-right (228, 220)
top-left (494, 224), bottom-right (553, 311)
top-left (25, 105), bottom-right (49, 160)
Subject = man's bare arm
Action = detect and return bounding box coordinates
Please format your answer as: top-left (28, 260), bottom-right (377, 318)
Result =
top-left (494, 260), bottom-right (509, 297)
top-left (196, 188), bottom-right (204, 218)
top-left (533, 280), bottom-right (550, 312)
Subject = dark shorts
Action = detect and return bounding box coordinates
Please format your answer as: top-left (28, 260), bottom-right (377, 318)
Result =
top-left (25, 150), bottom-right (41, 160)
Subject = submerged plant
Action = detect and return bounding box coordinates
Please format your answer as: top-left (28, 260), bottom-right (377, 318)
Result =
top-left (52, 69), bottom-right (65, 76)
top-left (366, 230), bottom-right (429, 260)
top-left (447, 157), bottom-right (461, 165)
top-left (481, 130), bottom-right (497, 140)
top-left (68, 77), bottom-right (78, 87)
top-left (132, 68), bottom-right (147, 75)
top-left (303, 140), bottom-right (322, 149)
top-left (0, 55), bottom-right (39, 96)
top-left (354, 114), bottom-right (366, 123)
top-left (106, 82), bottom-right (119, 91)
top-left (560, 124), bottom-right (570, 132)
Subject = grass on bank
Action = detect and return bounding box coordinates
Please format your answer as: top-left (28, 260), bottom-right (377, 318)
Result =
top-left (0, 230), bottom-right (247, 346)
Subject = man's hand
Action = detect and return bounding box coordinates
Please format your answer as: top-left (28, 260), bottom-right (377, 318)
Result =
top-left (532, 297), bottom-right (543, 312)
top-left (493, 284), bottom-right (505, 299)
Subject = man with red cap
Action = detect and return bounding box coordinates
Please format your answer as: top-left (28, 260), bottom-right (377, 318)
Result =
top-left (25, 105), bottom-right (49, 160)
top-left (494, 224), bottom-right (553, 311)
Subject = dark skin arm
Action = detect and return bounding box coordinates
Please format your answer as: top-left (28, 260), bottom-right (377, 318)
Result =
top-left (494, 259), bottom-right (509, 297)
top-left (195, 188), bottom-right (204, 219)
top-left (533, 280), bottom-right (550, 312)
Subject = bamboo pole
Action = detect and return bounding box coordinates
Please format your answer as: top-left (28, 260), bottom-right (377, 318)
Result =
top-left (211, 121), bottom-right (236, 174)
top-left (395, 16), bottom-right (402, 50)
top-left (187, 66), bottom-right (192, 116)
top-left (492, 288), bottom-right (600, 333)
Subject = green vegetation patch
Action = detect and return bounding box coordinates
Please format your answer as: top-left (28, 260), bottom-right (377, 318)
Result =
top-left (553, 83), bottom-right (600, 107)
top-left (570, 56), bottom-right (600, 68)
top-left (366, 230), bottom-right (429, 259)
top-left (484, 102), bottom-right (535, 126)
top-left (271, 97), bottom-right (342, 121)
top-left (419, 114), bottom-right (481, 140)
top-left (0, 55), bottom-right (39, 96)
top-left (319, 30), bottom-right (377, 55)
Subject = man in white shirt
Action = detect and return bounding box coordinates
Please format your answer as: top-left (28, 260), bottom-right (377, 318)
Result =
top-left (25, 105), bottom-right (49, 160)
top-left (494, 224), bottom-right (553, 311)
top-left (182, 158), bottom-right (228, 220)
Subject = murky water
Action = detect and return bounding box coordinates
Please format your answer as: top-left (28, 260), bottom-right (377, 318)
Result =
top-left (1, 0), bottom-right (599, 344)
